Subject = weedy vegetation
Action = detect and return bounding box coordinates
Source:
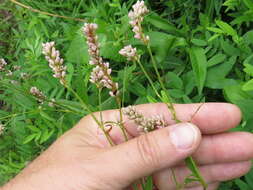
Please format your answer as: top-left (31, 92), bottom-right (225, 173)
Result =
top-left (1, 0), bottom-right (253, 189)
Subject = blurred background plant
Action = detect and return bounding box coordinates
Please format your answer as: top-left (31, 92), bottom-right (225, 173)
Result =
top-left (0, 0), bottom-right (253, 189)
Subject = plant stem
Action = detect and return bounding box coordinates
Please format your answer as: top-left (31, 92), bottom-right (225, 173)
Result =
top-left (185, 157), bottom-right (208, 190)
top-left (66, 85), bottom-right (114, 146)
top-left (116, 96), bottom-right (129, 141)
top-left (135, 59), bottom-right (162, 100)
top-left (146, 44), bottom-right (180, 122)
top-left (9, 0), bottom-right (86, 22)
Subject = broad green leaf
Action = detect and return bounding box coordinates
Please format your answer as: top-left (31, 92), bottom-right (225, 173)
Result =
top-left (235, 179), bottom-right (251, 190)
top-left (146, 95), bottom-right (158, 103)
top-left (66, 63), bottom-right (74, 85)
top-left (23, 134), bottom-right (37, 144)
top-left (243, 0), bottom-right (253, 10)
top-left (189, 47), bottom-right (207, 95)
top-left (145, 13), bottom-right (184, 36)
top-left (215, 20), bottom-right (237, 36)
top-left (206, 27), bottom-right (224, 34)
top-left (129, 82), bottom-right (146, 96)
top-left (66, 32), bottom-right (89, 64)
top-left (148, 31), bottom-right (177, 63)
top-left (245, 168), bottom-right (253, 188)
top-left (40, 111), bottom-right (56, 122)
top-left (191, 39), bottom-right (207, 46)
top-left (244, 63), bottom-right (253, 76)
top-left (207, 53), bottom-right (226, 67)
top-left (206, 56), bottom-right (237, 89)
top-left (242, 79), bottom-right (253, 91)
top-left (164, 72), bottom-right (183, 90)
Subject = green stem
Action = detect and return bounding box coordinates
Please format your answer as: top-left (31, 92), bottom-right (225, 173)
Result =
top-left (135, 59), bottom-right (162, 100)
top-left (171, 169), bottom-right (182, 190)
top-left (116, 96), bottom-right (128, 141)
top-left (147, 44), bottom-right (179, 122)
top-left (98, 88), bottom-right (103, 124)
top-left (146, 46), bottom-right (207, 189)
top-left (66, 85), bottom-right (114, 146)
top-left (185, 156), bottom-right (208, 190)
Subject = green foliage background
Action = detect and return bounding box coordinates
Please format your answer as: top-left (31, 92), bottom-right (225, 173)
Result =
top-left (1, 0), bottom-right (253, 189)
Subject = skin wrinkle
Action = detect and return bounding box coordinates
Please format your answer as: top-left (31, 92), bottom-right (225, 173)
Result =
top-left (136, 132), bottom-right (162, 170)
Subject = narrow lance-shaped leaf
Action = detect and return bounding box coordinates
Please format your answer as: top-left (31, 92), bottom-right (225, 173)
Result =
top-left (189, 47), bottom-right (207, 95)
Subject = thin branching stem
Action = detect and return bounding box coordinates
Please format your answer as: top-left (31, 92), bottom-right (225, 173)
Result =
top-left (146, 44), bottom-right (180, 122)
top-left (9, 0), bottom-right (86, 22)
top-left (135, 59), bottom-right (162, 99)
top-left (66, 85), bottom-right (115, 146)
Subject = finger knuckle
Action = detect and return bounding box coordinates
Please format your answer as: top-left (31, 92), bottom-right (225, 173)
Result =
top-left (136, 134), bottom-right (161, 168)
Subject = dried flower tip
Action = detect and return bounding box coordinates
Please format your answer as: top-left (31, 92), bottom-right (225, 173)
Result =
top-left (128, 1), bottom-right (150, 44)
top-left (48, 98), bottom-right (56, 107)
top-left (6, 70), bottom-right (13, 76)
top-left (0, 59), bottom-right (7, 71)
top-left (0, 124), bottom-right (5, 136)
top-left (119, 45), bottom-right (139, 61)
top-left (30, 87), bottom-right (46, 103)
top-left (10, 80), bottom-right (18, 85)
top-left (21, 72), bottom-right (29, 79)
top-left (13, 65), bottom-right (21, 70)
top-left (123, 105), bottom-right (167, 133)
top-left (42, 42), bottom-right (67, 86)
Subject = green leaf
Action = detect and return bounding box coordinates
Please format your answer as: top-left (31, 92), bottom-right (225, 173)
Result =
top-left (235, 179), bottom-right (251, 190)
top-left (189, 47), bottom-right (207, 95)
top-left (191, 39), bottom-right (207, 46)
top-left (245, 168), bottom-right (253, 188)
top-left (129, 82), bottom-right (146, 96)
top-left (207, 53), bottom-right (226, 67)
top-left (23, 134), bottom-right (37, 144)
top-left (40, 111), bottom-right (56, 122)
top-left (66, 32), bottom-right (89, 64)
top-left (66, 63), bottom-right (74, 85)
top-left (185, 157), bottom-right (207, 188)
top-left (164, 72), bottom-right (183, 90)
top-left (161, 90), bottom-right (170, 103)
top-left (146, 95), bottom-right (158, 103)
top-left (148, 31), bottom-right (177, 63)
top-left (206, 56), bottom-right (237, 89)
top-left (142, 176), bottom-right (153, 190)
top-left (206, 27), bottom-right (224, 34)
top-left (215, 20), bottom-right (237, 36)
top-left (242, 79), bottom-right (253, 91)
top-left (243, 0), bottom-right (253, 10)
top-left (145, 13), bottom-right (184, 36)
top-left (244, 63), bottom-right (253, 76)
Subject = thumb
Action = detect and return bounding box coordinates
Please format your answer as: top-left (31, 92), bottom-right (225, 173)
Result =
top-left (103, 122), bottom-right (201, 183)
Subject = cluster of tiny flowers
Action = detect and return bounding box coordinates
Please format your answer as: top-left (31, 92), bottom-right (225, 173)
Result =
top-left (82, 23), bottom-right (119, 97)
top-left (13, 65), bottom-right (21, 70)
top-left (42, 42), bottom-right (67, 85)
top-left (122, 105), bottom-right (167, 133)
top-left (128, 0), bottom-right (150, 44)
top-left (30, 87), bottom-right (46, 103)
top-left (0, 124), bottom-right (5, 136)
top-left (21, 72), bottom-right (29, 79)
top-left (119, 45), bottom-right (139, 61)
top-left (0, 58), bottom-right (7, 71)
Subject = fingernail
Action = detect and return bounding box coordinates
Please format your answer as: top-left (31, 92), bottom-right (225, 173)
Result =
top-left (170, 123), bottom-right (198, 150)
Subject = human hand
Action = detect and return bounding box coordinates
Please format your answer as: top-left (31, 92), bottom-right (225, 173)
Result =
top-left (2, 103), bottom-right (253, 190)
